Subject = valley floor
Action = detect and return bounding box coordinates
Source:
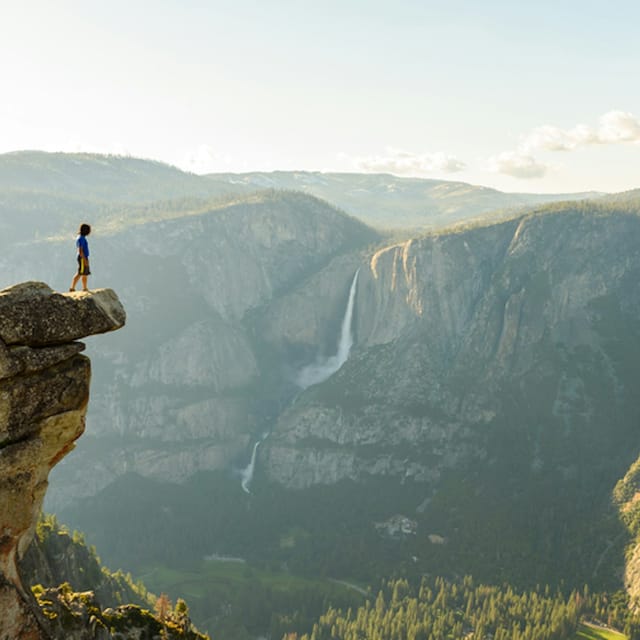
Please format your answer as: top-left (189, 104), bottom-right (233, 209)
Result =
top-left (139, 559), bottom-right (366, 638)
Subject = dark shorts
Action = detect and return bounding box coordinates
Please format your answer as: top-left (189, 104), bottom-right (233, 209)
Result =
top-left (77, 256), bottom-right (91, 276)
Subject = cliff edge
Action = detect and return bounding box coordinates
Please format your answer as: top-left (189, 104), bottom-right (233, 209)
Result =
top-left (0, 282), bottom-right (125, 640)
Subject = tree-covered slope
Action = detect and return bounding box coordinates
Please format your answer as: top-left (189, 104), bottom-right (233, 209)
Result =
top-left (20, 514), bottom-right (207, 639)
top-left (298, 577), bottom-right (640, 640)
top-left (21, 513), bottom-right (150, 609)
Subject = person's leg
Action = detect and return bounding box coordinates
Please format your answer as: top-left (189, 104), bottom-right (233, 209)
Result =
top-left (70, 256), bottom-right (83, 291)
top-left (81, 275), bottom-right (89, 291)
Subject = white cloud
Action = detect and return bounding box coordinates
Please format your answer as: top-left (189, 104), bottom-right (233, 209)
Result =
top-left (520, 125), bottom-right (576, 152)
top-left (521, 110), bottom-right (640, 152)
top-left (488, 151), bottom-right (548, 179)
top-left (598, 110), bottom-right (640, 143)
top-left (489, 109), bottom-right (640, 180)
top-left (353, 147), bottom-right (466, 176)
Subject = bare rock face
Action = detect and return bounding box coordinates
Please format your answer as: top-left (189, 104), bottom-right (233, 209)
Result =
top-left (0, 282), bottom-right (125, 639)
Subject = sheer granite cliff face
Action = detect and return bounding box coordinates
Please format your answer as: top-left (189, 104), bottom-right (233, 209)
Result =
top-left (262, 209), bottom-right (640, 490)
top-left (0, 282), bottom-right (125, 640)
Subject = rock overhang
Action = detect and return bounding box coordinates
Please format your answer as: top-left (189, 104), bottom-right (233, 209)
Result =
top-left (0, 282), bottom-right (126, 347)
top-left (0, 281), bottom-right (126, 639)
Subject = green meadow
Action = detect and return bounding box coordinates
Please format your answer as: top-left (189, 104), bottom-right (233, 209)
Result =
top-left (139, 559), bottom-right (366, 639)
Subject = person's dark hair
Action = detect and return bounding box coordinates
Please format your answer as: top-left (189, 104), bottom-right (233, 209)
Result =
top-left (78, 223), bottom-right (91, 236)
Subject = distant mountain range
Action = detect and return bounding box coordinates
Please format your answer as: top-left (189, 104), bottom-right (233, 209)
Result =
top-left (207, 170), bottom-right (602, 229)
top-left (0, 150), bottom-right (244, 202)
top-left (0, 151), bottom-right (602, 236)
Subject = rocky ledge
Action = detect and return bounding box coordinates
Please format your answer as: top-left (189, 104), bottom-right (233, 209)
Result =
top-left (0, 282), bottom-right (125, 640)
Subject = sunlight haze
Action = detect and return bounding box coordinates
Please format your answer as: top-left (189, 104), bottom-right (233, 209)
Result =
top-left (1, 0), bottom-right (638, 193)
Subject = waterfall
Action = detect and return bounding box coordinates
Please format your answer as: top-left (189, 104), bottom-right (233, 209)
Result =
top-left (297, 269), bottom-right (360, 389)
top-left (240, 270), bottom-right (359, 492)
top-left (240, 440), bottom-right (261, 494)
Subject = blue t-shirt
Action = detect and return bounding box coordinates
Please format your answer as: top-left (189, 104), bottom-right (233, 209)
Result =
top-left (76, 235), bottom-right (90, 258)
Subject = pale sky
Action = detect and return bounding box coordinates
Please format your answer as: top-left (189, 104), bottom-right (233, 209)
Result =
top-left (1, 0), bottom-right (639, 193)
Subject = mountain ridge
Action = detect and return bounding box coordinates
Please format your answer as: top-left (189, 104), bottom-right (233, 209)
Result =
top-left (206, 169), bottom-right (603, 229)
top-left (0, 151), bottom-right (605, 233)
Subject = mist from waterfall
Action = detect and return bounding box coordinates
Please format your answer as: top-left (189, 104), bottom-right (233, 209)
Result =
top-left (297, 269), bottom-right (360, 389)
top-left (241, 440), bottom-right (261, 494)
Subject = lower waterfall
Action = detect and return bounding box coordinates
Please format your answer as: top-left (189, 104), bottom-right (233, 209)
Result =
top-left (240, 439), bottom-right (261, 494)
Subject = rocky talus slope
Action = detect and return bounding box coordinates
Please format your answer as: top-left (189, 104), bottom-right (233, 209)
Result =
top-left (0, 283), bottom-right (125, 639)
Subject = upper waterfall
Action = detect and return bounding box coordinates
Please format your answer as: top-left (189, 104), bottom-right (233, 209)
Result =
top-left (297, 269), bottom-right (360, 389)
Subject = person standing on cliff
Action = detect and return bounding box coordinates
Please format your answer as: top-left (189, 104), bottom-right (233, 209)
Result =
top-left (69, 223), bottom-right (91, 292)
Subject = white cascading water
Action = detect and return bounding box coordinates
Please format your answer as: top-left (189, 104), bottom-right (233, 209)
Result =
top-left (240, 270), bottom-right (360, 492)
top-left (297, 269), bottom-right (360, 389)
top-left (241, 439), bottom-right (261, 493)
